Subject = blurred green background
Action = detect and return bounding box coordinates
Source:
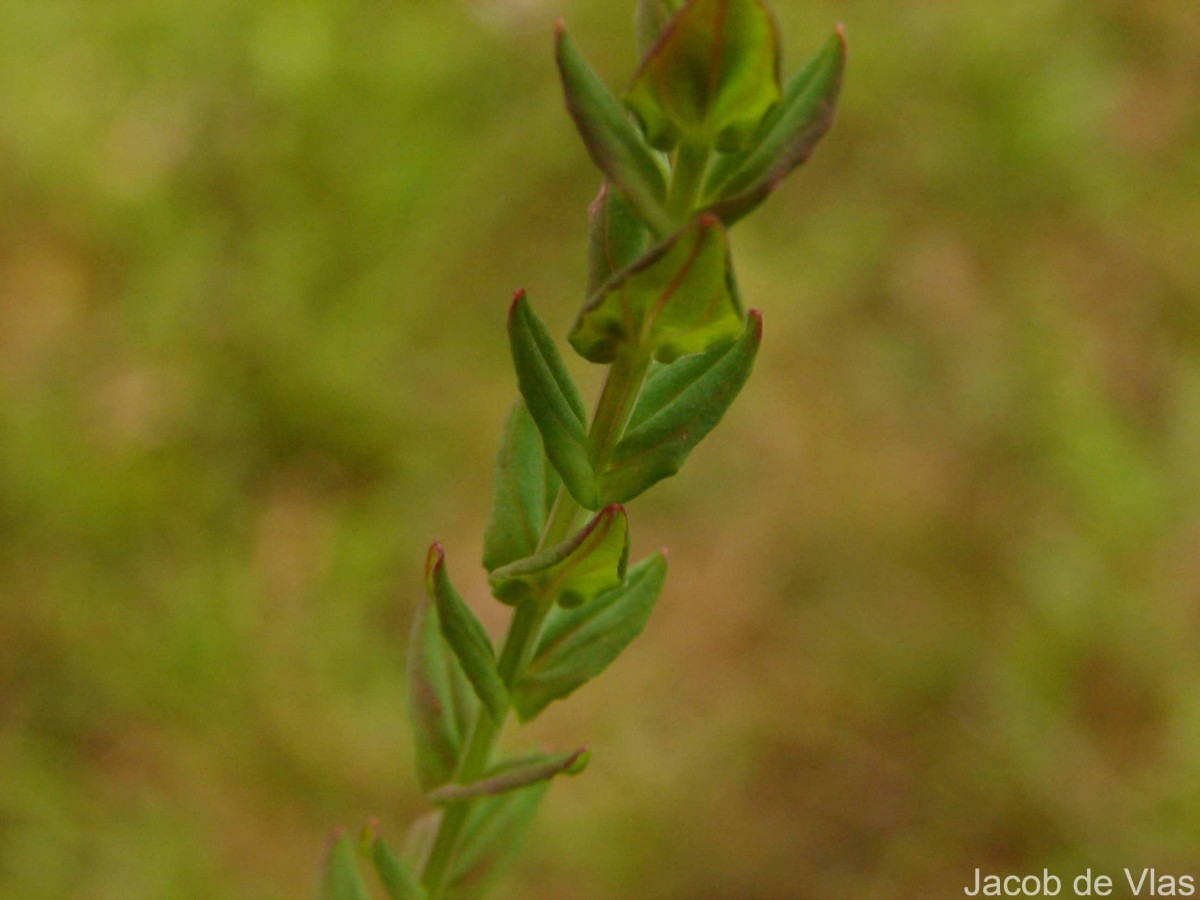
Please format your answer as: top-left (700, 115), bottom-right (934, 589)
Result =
top-left (2, 0), bottom-right (1198, 897)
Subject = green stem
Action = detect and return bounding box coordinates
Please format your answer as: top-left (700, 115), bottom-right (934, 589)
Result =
top-left (666, 140), bottom-right (710, 222)
top-left (587, 349), bottom-right (651, 475)
top-left (419, 351), bottom-right (651, 898)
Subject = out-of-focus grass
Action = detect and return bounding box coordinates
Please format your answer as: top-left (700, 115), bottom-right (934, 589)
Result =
top-left (1, 1), bottom-right (1198, 897)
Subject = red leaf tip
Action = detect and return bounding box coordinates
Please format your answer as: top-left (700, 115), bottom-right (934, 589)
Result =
top-left (554, 18), bottom-right (566, 38)
top-left (425, 542), bottom-right (445, 579)
top-left (507, 288), bottom-right (527, 324)
top-left (748, 308), bottom-right (764, 341)
top-left (323, 826), bottom-right (348, 853)
top-left (358, 817), bottom-right (381, 852)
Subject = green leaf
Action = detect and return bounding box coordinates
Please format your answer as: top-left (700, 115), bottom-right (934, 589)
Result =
top-left (635, 0), bottom-right (685, 58)
top-left (428, 748), bottom-right (590, 804)
top-left (508, 291), bottom-right (599, 510)
top-left (445, 783), bottom-right (548, 899)
top-left (586, 181), bottom-right (652, 297)
top-left (600, 310), bottom-right (761, 504)
top-left (556, 23), bottom-right (674, 235)
top-left (360, 821), bottom-right (427, 900)
top-left (406, 600), bottom-right (478, 792)
top-left (481, 401), bottom-right (561, 572)
top-left (704, 26), bottom-right (846, 224)
top-left (425, 543), bottom-right (508, 723)
top-left (489, 505), bottom-right (629, 609)
top-left (514, 552), bottom-right (667, 721)
top-left (625, 0), bottom-right (781, 153)
top-left (569, 214), bottom-right (743, 365)
top-left (319, 830), bottom-right (370, 900)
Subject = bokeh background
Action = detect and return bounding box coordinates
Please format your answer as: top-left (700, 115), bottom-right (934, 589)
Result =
top-left (2, 0), bottom-right (1198, 897)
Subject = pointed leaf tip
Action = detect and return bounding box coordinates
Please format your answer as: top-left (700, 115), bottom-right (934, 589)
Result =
top-left (555, 23), bottom-right (673, 234)
top-left (748, 307), bottom-right (764, 341)
top-left (566, 746), bottom-right (592, 775)
top-left (701, 26), bottom-right (846, 222)
top-left (424, 542), bottom-right (444, 580)
top-left (363, 825), bottom-right (427, 900)
top-left (507, 289), bottom-right (527, 324)
top-left (319, 830), bottom-right (370, 900)
top-left (359, 818), bottom-right (380, 855)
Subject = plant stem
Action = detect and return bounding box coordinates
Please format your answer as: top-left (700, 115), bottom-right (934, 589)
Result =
top-left (418, 349), bottom-right (651, 898)
top-left (422, 129), bottom-right (709, 897)
top-left (666, 140), bottom-right (710, 222)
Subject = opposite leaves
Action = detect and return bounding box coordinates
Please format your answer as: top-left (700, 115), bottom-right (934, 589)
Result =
top-left (514, 552), bottom-right (668, 721)
top-left (600, 310), bottom-right (762, 504)
top-left (704, 27), bottom-right (846, 224)
top-left (489, 506), bottom-right (629, 609)
top-left (569, 215), bottom-right (743, 365)
top-left (626, 0), bottom-right (782, 153)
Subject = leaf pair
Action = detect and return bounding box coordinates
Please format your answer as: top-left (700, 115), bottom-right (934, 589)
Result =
top-left (558, 1), bottom-right (784, 230)
top-left (513, 552), bottom-right (668, 721)
top-left (321, 789), bottom-right (573, 900)
top-left (564, 2), bottom-right (845, 231)
top-left (489, 505), bottom-right (629, 609)
top-left (508, 290), bottom-right (761, 511)
top-left (402, 589), bottom-right (590, 896)
top-left (600, 308), bottom-right (762, 503)
top-left (703, 27), bottom-right (847, 223)
top-left (627, 0), bottom-right (782, 154)
top-left (570, 214), bottom-right (743, 365)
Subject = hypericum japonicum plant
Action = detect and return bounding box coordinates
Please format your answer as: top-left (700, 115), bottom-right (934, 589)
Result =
top-left (320, 2), bottom-right (844, 897)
